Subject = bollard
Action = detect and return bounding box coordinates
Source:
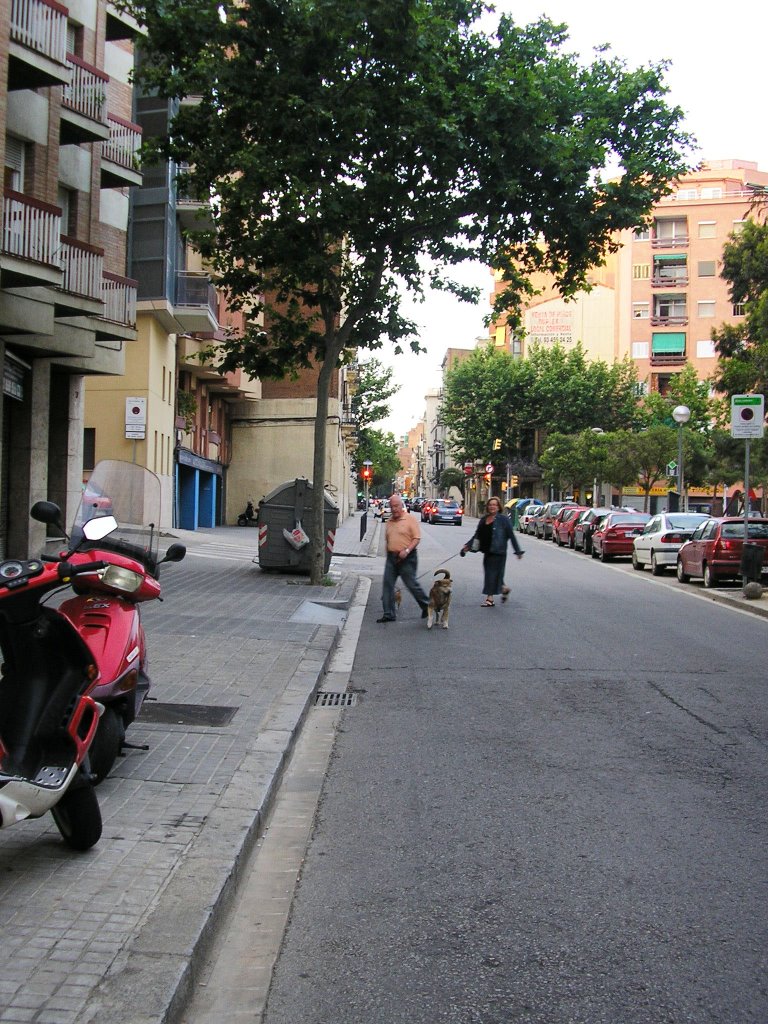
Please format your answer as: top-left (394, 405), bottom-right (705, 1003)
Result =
top-left (359, 511), bottom-right (367, 542)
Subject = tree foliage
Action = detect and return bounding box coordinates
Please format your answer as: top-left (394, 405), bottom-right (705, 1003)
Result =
top-left (356, 428), bottom-right (401, 494)
top-left (711, 218), bottom-right (768, 398)
top-left (350, 358), bottom-right (399, 433)
top-left (441, 343), bottom-right (643, 463)
top-left (129, 0), bottom-right (690, 579)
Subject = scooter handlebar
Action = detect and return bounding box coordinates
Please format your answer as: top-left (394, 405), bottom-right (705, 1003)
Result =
top-left (57, 559), bottom-right (107, 581)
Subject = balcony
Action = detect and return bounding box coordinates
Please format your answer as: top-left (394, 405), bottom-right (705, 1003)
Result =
top-left (57, 236), bottom-right (105, 316)
top-left (105, 0), bottom-right (146, 40)
top-left (96, 272), bottom-right (138, 341)
top-left (101, 116), bottom-right (143, 188)
top-left (173, 272), bottom-right (219, 333)
top-left (650, 351), bottom-right (687, 366)
top-left (8, 0), bottom-right (69, 90)
top-left (651, 235), bottom-right (689, 249)
top-left (0, 189), bottom-right (62, 287)
top-left (651, 315), bottom-right (688, 327)
top-left (651, 274), bottom-right (688, 288)
top-left (176, 165), bottom-right (216, 233)
top-left (61, 55), bottom-right (110, 145)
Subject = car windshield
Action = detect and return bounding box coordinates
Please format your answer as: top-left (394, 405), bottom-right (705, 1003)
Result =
top-left (722, 522), bottom-right (768, 539)
top-left (609, 515), bottom-right (649, 525)
top-left (666, 514), bottom-right (709, 529)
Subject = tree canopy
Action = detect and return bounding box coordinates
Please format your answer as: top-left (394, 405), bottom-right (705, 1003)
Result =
top-left (129, 0), bottom-right (690, 579)
top-left (711, 218), bottom-right (768, 399)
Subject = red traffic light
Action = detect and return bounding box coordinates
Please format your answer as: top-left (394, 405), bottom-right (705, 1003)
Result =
top-left (361, 467), bottom-right (372, 480)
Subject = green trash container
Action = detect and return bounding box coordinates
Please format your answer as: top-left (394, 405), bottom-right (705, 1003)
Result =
top-left (740, 541), bottom-right (764, 582)
top-left (257, 478), bottom-right (339, 574)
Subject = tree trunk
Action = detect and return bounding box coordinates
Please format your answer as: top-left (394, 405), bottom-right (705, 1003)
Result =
top-left (309, 338), bottom-right (344, 585)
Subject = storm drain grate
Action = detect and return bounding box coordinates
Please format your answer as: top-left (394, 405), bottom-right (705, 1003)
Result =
top-left (138, 702), bottom-right (239, 727)
top-left (314, 691), bottom-right (358, 708)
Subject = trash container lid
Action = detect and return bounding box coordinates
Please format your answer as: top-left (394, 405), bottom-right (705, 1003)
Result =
top-left (261, 478), bottom-right (339, 510)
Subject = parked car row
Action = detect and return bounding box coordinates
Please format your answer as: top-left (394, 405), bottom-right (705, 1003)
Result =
top-left (521, 499), bottom-right (768, 586)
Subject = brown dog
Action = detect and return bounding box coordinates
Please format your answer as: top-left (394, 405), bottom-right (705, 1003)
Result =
top-left (427, 569), bottom-right (452, 630)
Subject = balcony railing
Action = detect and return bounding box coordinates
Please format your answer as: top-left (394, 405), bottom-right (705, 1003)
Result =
top-left (651, 315), bottom-right (688, 327)
top-left (102, 272), bottom-right (137, 327)
top-left (650, 352), bottom-right (687, 366)
top-left (651, 275), bottom-right (688, 288)
top-left (63, 54), bottom-right (109, 124)
top-left (175, 272), bottom-right (218, 316)
top-left (10, 0), bottom-right (67, 64)
top-left (102, 115), bottom-right (142, 169)
top-left (651, 236), bottom-right (689, 248)
top-left (1, 189), bottom-right (61, 266)
top-left (60, 236), bottom-right (104, 300)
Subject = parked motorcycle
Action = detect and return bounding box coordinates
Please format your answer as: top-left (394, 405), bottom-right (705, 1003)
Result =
top-left (0, 517), bottom-right (111, 850)
top-left (40, 460), bottom-right (186, 784)
top-left (237, 500), bottom-right (257, 527)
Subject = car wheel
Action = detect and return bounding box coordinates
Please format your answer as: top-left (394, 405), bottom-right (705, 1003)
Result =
top-left (569, 534), bottom-right (575, 549)
top-left (676, 559), bottom-right (690, 583)
top-left (591, 544), bottom-right (599, 559)
top-left (456, 519), bottom-right (462, 526)
top-left (651, 552), bottom-right (665, 576)
top-left (600, 546), bottom-right (610, 562)
top-left (632, 550), bottom-right (643, 571)
top-left (703, 563), bottom-right (717, 588)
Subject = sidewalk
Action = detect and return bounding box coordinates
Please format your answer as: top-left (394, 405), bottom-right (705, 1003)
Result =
top-left (0, 512), bottom-right (380, 1024)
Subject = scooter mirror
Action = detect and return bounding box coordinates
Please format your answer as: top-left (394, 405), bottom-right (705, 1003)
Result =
top-left (31, 500), bottom-right (63, 527)
top-left (82, 515), bottom-right (118, 541)
top-left (161, 543), bottom-right (186, 564)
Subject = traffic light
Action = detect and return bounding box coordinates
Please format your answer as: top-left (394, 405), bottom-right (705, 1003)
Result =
top-left (484, 472), bottom-right (491, 483)
top-left (510, 475), bottom-right (519, 487)
top-left (361, 466), bottom-right (372, 481)
top-left (493, 438), bottom-right (502, 450)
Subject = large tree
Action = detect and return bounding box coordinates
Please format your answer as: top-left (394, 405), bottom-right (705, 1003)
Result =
top-left (131, 0), bottom-right (689, 581)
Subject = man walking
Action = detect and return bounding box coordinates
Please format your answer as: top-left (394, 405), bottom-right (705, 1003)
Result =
top-left (378, 494), bottom-right (429, 623)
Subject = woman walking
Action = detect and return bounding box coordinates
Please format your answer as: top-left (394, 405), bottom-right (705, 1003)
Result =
top-left (461, 497), bottom-right (524, 606)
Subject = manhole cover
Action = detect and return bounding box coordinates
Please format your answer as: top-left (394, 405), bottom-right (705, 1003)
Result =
top-left (138, 702), bottom-right (238, 727)
top-left (314, 692), bottom-right (357, 708)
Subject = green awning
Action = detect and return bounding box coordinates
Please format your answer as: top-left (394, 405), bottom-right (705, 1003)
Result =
top-left (652, 332), bottom-right (686, 354)
top-left (654, 253), bottom-right (687, 262)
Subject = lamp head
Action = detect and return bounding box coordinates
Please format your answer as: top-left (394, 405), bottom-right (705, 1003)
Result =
top-left (672, 405), bottom-right (691, 425)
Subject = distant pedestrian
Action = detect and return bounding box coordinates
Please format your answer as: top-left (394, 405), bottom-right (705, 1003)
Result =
top-left (377, 494), bottom-right (429, 623)
top-left (461, 496), bottom-right (523, 606)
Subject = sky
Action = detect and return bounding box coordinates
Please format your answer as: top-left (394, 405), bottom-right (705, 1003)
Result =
top-left (376, 0), bottom-right (768, 438)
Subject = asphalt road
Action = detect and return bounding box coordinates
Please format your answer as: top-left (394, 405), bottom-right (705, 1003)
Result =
top-left (262, 516), bottom-right (768, 1024)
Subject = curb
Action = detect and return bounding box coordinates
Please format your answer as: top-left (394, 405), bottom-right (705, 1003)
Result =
top-left (82, 577), bottom-right (367, 1024)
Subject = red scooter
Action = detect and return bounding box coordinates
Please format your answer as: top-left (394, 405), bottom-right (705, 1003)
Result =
top-left (40, 460), bottom-right (185, 783)
top-left (0, 518), bottom-right (111, 849)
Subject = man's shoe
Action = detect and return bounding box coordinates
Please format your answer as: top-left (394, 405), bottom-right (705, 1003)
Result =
top-left (377, 616), bottom-right (396, 623)
top-left (421, 606), bottom-right (429, 618)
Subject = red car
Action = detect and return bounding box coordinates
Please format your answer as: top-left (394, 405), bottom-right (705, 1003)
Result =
top-left (676, 517), bottom-right (768, 588)
top-left (591, 512), bottom-right (651, 561)
top-left (553, 506), bottom-right (588, 547)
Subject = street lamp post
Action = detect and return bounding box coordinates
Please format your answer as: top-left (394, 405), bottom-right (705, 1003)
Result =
top-left (672, 405), bottom-right (691, 512)
top-left (590, 428), bottom-right (604, 507)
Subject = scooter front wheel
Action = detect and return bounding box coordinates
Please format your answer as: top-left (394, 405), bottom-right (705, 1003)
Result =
top-left (237, 514), bottom-right (248, 526)
top-left (52, 783), bottom-right (102, 851)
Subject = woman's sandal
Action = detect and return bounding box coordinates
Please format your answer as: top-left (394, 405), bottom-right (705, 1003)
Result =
top-left (501, 587), bottom-right (510, 603)
top-left (482, 598), bottom-right (495, 607)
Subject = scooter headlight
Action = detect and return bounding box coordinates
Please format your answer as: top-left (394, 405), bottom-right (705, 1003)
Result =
top-left (101, 564), bottom-right (143, 594)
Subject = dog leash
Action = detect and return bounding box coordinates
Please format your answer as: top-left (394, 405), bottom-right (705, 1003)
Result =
top-left (414, 549), bottom-right (465, 582)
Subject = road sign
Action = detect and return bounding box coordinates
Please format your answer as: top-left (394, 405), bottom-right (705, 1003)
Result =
top-left (731, 394), bottom-right (765, 438)
top-left (125, 397), bottom-right (146, 440)
top-left (666, 461), bottom-right (677, 475)
top-left (485, 463), bottom-right (495, 474)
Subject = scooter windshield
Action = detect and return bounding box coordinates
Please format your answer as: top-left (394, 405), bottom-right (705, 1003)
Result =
top-left (74, 461), bottom-right (162, 572)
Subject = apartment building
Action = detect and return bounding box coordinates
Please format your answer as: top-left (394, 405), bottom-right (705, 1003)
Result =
top-left (492, 159), bottom-right (768, 387)
top-left (624, 159), bottom-right (768, 396)
top-left (1, 0), bottom-right (143, 558)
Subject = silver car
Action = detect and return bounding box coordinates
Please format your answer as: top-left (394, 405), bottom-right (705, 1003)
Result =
top-left (632, 512), bottom-right (711, 575)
